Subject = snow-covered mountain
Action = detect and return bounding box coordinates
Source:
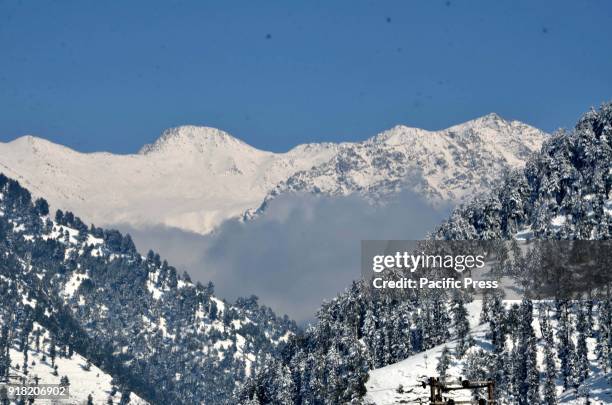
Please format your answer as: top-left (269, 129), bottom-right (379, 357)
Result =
top-left (249, 113), bottom-right (545, 218)
top-left (0, 127), bottom-right (340, 234)
top-left (0, 115), bottom-right (546, 234)
top-left (0, 174), bottom-right (297, 404)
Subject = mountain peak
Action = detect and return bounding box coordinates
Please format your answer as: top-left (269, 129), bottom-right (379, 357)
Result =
top-left (10, 134), bottom-right (52, 145)
top-left (457, 112), bottom-right (509, 128)
top-left (7, 135), bottom-right (75, 154)
top-left (483, 112), bottom-right (503, 121)
top-left (367, 125), bottom-right (428, 145)
top-left (369, 114), bottom-right (517, 146)
top-left (138, 125), bottom-right (249, 155)
top-left (445, 113), bottom-right (542, 136)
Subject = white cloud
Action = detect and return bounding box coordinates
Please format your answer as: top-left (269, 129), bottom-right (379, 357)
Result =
top-left (119, 192), bottom-right (450, 324)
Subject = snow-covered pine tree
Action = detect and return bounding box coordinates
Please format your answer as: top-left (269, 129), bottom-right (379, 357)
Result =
top-left (515, 299), bottom-right (540, 405)
top-left (462, 349), bottom-right (492, 401)
top-left (416, 303), bottom-right (434, 352)
top-left (451, 293), bottom-right (471, 358)
top-left (595, 298), bottom-right (611, 379)
top-left (488, 293), bottom-right (508, 394)
top-left (274, 364), bottom-right (296, 405)
top-left (556, 300), bottom-right (576, 390)
top-left (480, 292), bottom-right (491, 325)
top-left (541, 307), bottom-right (558, 405)
top-left (574, 306), bottom-right (590, 391)
top-left (436, 346), bottom-right (452, 380)
top-left (325, 344), bottom-right (341, 401)
top-left (431, 295), bottom-right (451, 347)
top-left (0, 325), bottom-right (9, 380)
top-left (389, 302), bottom-right (412, 362)
top-left (361, 307), bottom-right (378, 367)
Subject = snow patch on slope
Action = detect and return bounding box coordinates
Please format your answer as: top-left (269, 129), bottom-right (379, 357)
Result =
top-left (8, 323), bottom-right (148, 405)
top-left (63, 272), bottom-right (89, 298)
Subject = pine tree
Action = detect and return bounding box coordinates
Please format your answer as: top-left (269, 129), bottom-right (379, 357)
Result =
top-left (451, 294), bottom-right (471, 358)
top-left (22, 346), bottom-right (28, 376)
top-left (49, 339), bottom-right (56, 368)
top-left (325, 345), bottom-right (341, 401)
top-left (489, 294), bottom-right (506, 348)
top-left (556, 300), bottom-right (575, 390)
top-left (436, 346), bottom-right (452, 380)
top-left (515, 299), bottom-right (539, 405)
top-left (595, 299), bottom-right (611, 377)
top-left (541, 311), bottom-right (557, 405)
top-left (489, 294), bottom-right (508, 394)
top-left (0, 325), bottom-right (10, 380)
top-left (431, 295), bottom-right (451, 346)
top-left (574, 307), bottom-right (590, 391)
top-left (361, 308), bottom-right (377, 367)
top-left (480, 292), bottom-right (490, 325)
top-left (389, 302), bottom-right (412, 362)
top-left (462, 349), bottom-right (491, 401)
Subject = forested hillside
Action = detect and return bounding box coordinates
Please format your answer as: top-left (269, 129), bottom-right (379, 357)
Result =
top-left (0, 174), bottom-right (296, 404)
top-left (366, 299), bottom-right (611, 404)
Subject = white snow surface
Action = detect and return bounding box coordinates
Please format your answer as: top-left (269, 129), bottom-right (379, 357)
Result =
top-left (0, 115), bottom-right (545, 234)
top-left (63, 272), bottom-right (89, 298)
top-left (551, 215), bottom-right (567, 228)
top-left (8, 324), bottom-right (149, 405)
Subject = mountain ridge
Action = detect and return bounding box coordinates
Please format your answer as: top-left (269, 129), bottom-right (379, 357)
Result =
top-left (0, 114), bottom-right (547, 234)
top-left (247, 113), bottom-right (545, 219)
top-left (6, 113), bottom-right (538, 155)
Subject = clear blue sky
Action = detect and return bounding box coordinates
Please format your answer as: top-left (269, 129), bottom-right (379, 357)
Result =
top-left (1, 0), bottom-right (611, 153)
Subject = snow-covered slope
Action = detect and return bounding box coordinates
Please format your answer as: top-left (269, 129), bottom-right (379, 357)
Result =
top-left (0, 115), bottom-right (545, 234)
top-left (366, 301), bottom-right (612, 405)
top-left (7, 322), bottom-right (149, 405)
